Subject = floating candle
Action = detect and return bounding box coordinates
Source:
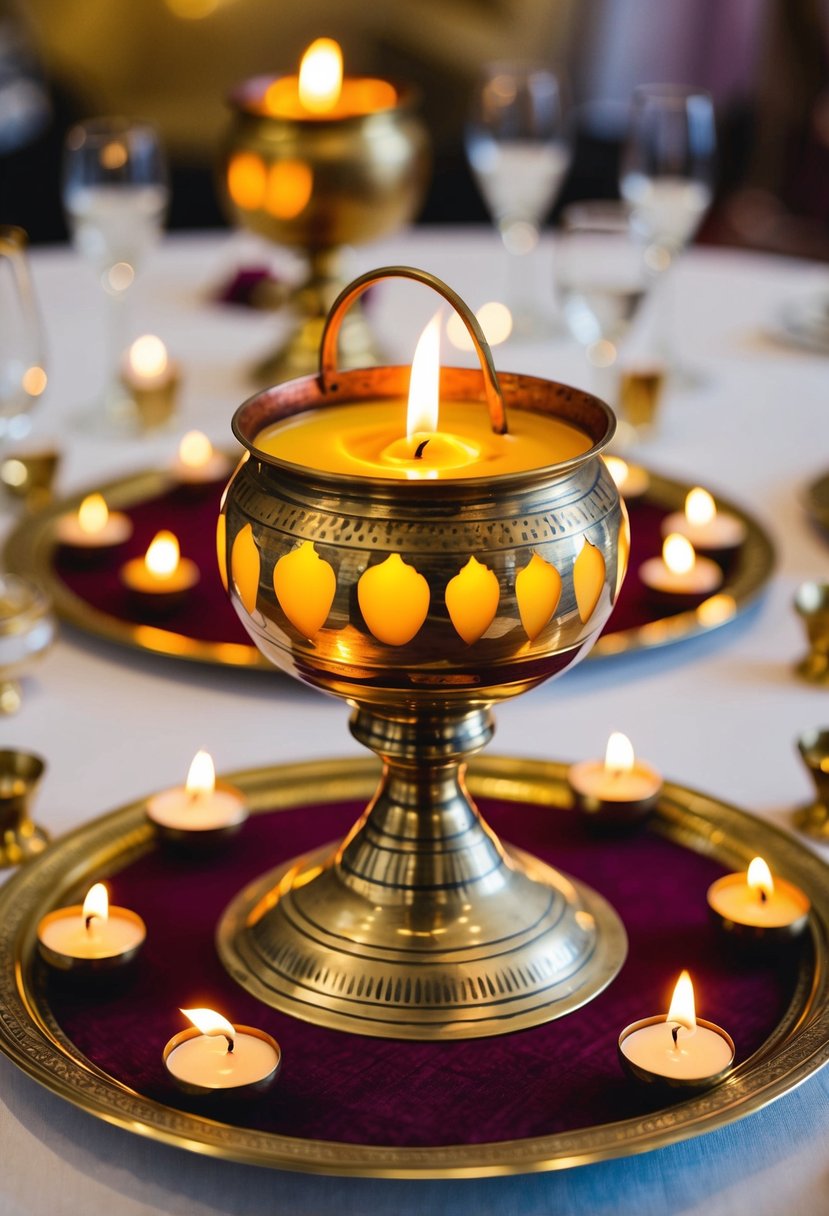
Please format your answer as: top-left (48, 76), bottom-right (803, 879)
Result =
top-left (639, 533), bottom-right (722, 600)
top-left (37, 882), bottom-right (146, 973)
top-left (146, 749), bottom-right (248, 843)
top-left (568, 732), bottom-right (662, 826)
top-left (604, 456), bottom-right (649, 501)
top-left (171, 431), bottom-right (231, 486)
top-left (618, 970), bottom-right (735, 1087)
top-left (661, 487), bottom-right (746, 556)
top-left (707, 856), bottom-right (810, 943)
top-left (121, 530), bottom-right (200, 601)
top-left (55, 493), bottom-right (133, 550)
top-left (163, 1007), bottom-right (281, 1096)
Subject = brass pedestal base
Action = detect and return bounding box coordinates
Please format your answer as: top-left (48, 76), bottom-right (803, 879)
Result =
top-left (218, 710), bottom-right (627, 1040)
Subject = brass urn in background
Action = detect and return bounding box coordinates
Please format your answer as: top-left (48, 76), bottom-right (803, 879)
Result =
top-left (217, 267), bottom-right (628, 1040)
top-left (220, 63), bottom-right (430, 384)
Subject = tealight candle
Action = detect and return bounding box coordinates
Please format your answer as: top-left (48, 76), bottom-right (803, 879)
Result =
top-left (251, 38), bottom-right (398, 122)
top-left (639, 533), bottom-right (722, 603)
top-left (618, 970), bottom-right (735, 1088)
top-left (163, 1007), bottom-right (281, 1096)
top-left (661, 487), bottom-right (746, 558)
top-left (146, 749), bottom-right (248, 844)
top-left (37, 882), bottom-right (146, 974)
top-left (121, 335), bottom-right (180, 430)
top-left (707, 856), bottom-right (810, 944)
top-left (568, 732), bottom-right (662, 827)
top-left (121, 530), bottom-right (200, 608)
top-left (604, 456), bottom-right (650, 501)
top-left (55, 493), bottom-right (133, 552)
top-left (171, 431), bottom-right (231, 486)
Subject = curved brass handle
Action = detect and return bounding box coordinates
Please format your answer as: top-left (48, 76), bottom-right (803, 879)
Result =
top-left (319, 265), bottom-right (508, 435)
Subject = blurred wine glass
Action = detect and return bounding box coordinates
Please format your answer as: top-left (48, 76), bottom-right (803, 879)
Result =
top-left (0, 226), bottom-right (47, 446)
top-left (62, 117), bottom-right (168, 428)
top-left (465, 63), bottom-right (570, 337)
top-left (620, 84), bottom-right (716, 377)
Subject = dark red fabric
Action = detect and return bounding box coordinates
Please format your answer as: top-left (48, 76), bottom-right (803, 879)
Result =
top-left (45, 797), bottom-right (800, 1146)
top-left (52, 487), bottom-right (709, 650)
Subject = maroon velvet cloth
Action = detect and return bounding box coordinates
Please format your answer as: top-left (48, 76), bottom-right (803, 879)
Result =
top-left (45, 798), bottom-right (800, 1147)
top-left (52, 487), bottom-right (711, 651)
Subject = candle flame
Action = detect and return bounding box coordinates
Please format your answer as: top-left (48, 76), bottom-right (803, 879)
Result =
top-left (685, 487), bottom-right (716, 527)
top-left (667, 969), bottom-right (696, 1033)
top-left (604, 731), bottom-right (635, 776)
top-left (605, 456), bottom-right (628, 490)
top-left (747, 856), bottom-right (775, 901)
top-left (663, 532), bottom-right (696, 576)
top-left (298, 38), bottom-right (343, 113)
top-left (180, 1007), bottom-right (236, 1044)
top-left (407, 310), bottom-right (442, 440)
top-left (145, 530), bottom-right (180, 577)
top-left (186, 749), bottom-right (216, 798)
top-left (129, 334), bottom-right (168, 379)
top-left (82, 882), bottom-right (109, 925)
top-left (178, 430), bottom-right (214, 470)
top-left (78, 493), bottom-right (109, 535)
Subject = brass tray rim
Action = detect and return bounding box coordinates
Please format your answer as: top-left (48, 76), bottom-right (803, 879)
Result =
top-left (0, 754), bottom-right (825, 1179)
top-left (2, 468), bottom-right (774, 669)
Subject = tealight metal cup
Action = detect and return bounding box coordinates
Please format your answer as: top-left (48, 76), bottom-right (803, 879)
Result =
top-left (794, 727), bottom-right (829, 840)
top-left (36, 904), bottom-right (147, 975)
top-left (162, 1024), bottom-right (281, 1098)
top-left (706, 872), bottom-right (810, 947)
top-left (618, 1015), bottom-right (735, 1090)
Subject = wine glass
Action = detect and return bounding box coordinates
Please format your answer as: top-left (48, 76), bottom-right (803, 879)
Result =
top-left (0, 226), bottom-right (47, 447)
top-left (465, 63), bottom-right (570, 337)
top-left (620, 85), bottom-right (716, 378)
top-left (553, 202), bottom-right (652, 443)
top-left (62, 118), bottom-right (168, 428)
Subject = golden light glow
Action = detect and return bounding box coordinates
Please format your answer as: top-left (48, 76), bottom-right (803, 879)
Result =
top-left (574, 539), bottom-right (606, 622)
top-left (605, 456), bottom-right (628, 490)
top-left (82, 882), bottom-right (109, 925)
top-left (685, 487), bottom-right (716, 527)
top-left (445, 557), bottom-right (500, 644)
top-left (407, 311), bottom-right (442, 439)
top-left (747, 856), bottom-right (775, 901)
top-left (186, 749), bottom-right (216, 798)
top-left (231, 523), bottom-right (260, 615)
top-left (216, 513), bottom-right (228, 591)
top-left (22, 366), bottom-right (47, 396)
top-left (101, 140), bottom-right (128, 170)
top-left (265, 160), bottom-right (313, 220)
top-left (145, 531), bottom-right (181, 578)
top-left (446, 302), bottom-right (513, 350)
top-left (667, 969), bottom-right (696, 1033)
top-left (616, 499), bottom-right (631, 599)
top-left (107, 262), bottom-right (134, 292)
top-left (663, 533), bottom-right (695, 576)
top-left (358, 554), bottom-right (430, 646)
top-left (227, 152), bottom-right (267, 210)
top-left (129, 334), bottom-right (168, 380)
top-left (273, 541), bottom-right (336, 638)
top-left (78, 493), bottom-right (109, 536)
top-left (604, 731), bottom-right (634, 776)
top-left (515, 553), bottom-right (561, 641)
top-left (298, 38), bottom-right (343, 114)
top-left (180, 1007), bottom-right (236, 1043)
top-left (178, 430), bottom-right (214, 470)
top-left (165, 0), bottom-right (220, 17)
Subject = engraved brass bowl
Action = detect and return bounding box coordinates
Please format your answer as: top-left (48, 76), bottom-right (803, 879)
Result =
top-left (217, 267), bottom-right (628, 1039)
top-left (220, 77), bottom-right (430, 383)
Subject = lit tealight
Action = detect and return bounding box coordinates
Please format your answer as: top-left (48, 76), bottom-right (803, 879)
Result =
top-left (604, 455), bottom-right (649, 501)
top-left (163, 1006), bottom-right (281, 1095)
top-left (707, 855), bottom-right (810, 943)
top-left (171, 430), bottom-right (231, 485)
top-left (661, 486), bottom-right (746, 556)
top-left (298, 37), bottom-right (343, 113)
top-left (568, 731), bottom-right (662, 826)
top-left (639, 533), bottom-right (722, 599)
top-left (55, 492), bottom-right (133, 550)
top-left (446, 302), bottom-right (513, 351)
top-left (120, 529), bottom-right (200, 601)
top-left (121, 335), bottom-right (180, 429)
top-left (36, 881), bottom-right (147, 974)
top-left (127, 335), bottom-right (169, 385)
top-left (146, 748), bottom-right (249, 842)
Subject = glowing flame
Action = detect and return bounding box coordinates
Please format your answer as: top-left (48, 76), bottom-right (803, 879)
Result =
top-left (82, 882), bottom-right (109, 925)
top-left (180, 1007), bottom-right (236, 1046)
top-left (186, 749), bottom-right (216, 798)
top-left (178, 430), bottom-right (214, 470)
top-left (78, 493), bottom-right (109, 536)
top-left (145, 531), bottom-right (180, 577)
top-left (129, 334), bottom-right (168, 380)
top-left (663, 532), bottom-right (695, 576)
top-left (667, 969), bottom-right (696, 1033)
top-left (604, 731), bottom-right (635, 776)
top-left (685, 487), bottom-right (716, 527)
top-left (605, 456), bottom-right (628, 490)
top-left (407, 311), bottom-right (442, 440)
top-left (747, 856), bottom-right (775, 901)
top-left (298, 38), bottom-right (343, 113)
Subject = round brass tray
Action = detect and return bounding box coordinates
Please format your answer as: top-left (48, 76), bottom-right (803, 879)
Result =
top-left (2, 468), bottom-right (774, 668)
top-left (0, 755), bottom-right (826, 1179)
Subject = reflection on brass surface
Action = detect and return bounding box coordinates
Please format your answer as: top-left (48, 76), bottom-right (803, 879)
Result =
top-left (0, 449), bottom-right (60, 512)
top-left (0, 748), bottom-right (48, 867)
top-left (0, 756), bottom-right (826, 1175)
top-left (220, 78), bottom-right (430, 382)
top-left (794, 727), bottom-right (829, 840)
top-left (794, 582), bottom-right (829, 684)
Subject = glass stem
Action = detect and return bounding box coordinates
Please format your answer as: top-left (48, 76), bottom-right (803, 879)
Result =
top-left (651, 260), bottom-right (676, 365)
top-left (103, 282), bottom-right (131, 418)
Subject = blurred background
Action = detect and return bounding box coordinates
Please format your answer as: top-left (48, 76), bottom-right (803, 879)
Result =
top-left (0, 0), bottom-right (827, 259)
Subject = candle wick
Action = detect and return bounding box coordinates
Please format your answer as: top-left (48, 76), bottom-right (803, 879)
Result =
top-left (85, 914), bottom-right (98, 932)
top-left (671, 1024), bottom-right (680, 1047)
top-left (414, 439), bottom-right (430, 460)
top-left (759, 888), bottom-right (768, 904)
top-left (225, 1035), bottom-right (235, 1053)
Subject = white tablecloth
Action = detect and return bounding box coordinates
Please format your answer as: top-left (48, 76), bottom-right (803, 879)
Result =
top-left (1, 228), bottom-right (828, 1216)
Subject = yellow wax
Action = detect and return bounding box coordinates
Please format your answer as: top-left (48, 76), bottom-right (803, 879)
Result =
top-left (259, 76), bottom-right (398, 121)
top-left (255, 401), bottom-right (591, 481)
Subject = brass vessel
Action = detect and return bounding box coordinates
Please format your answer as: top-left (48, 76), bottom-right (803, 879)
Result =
top-left (217, 267), bottom-right (628, 1039)
top-left (220, 76), bottom-right (430, 383)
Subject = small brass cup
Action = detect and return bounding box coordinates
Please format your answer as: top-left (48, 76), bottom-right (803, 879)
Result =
top-left (794, 727), bottom-right (829, 840)
top-left (794, 582), bottom-right (829, 683)
top-left (0, 449), bottom-right (61, 512)
top-left (618, 361), bottom-right (667, 435)
top-left (0, 749), bottom-right (49, 867)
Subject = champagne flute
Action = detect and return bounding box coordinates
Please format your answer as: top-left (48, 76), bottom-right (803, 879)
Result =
top-left (62, 118), bottom-right (168, 428)
top-left (0, 226), bottom-right (47, 447)
top-left (620, 85), bottom-right (716, 377)
top-left (465, 63), bottom-right (570, 337)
